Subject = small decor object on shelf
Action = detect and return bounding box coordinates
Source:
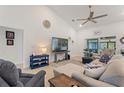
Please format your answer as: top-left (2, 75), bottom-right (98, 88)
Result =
top-left (6, 31), bottom-right (15, 39)
top-left (7, 40), bottom-right (14, 46)
top-left (43, 20), bottom-right (51, 29)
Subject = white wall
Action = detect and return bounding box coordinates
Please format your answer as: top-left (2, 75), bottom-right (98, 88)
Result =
top-left (76, 30), bottom-right (94, 56)
top-left (0, 6), bottom-right (77, 68)
top-left (0, 26), bottom-right (23, 65)
top-left (77, 21), bottom-right (124, 56)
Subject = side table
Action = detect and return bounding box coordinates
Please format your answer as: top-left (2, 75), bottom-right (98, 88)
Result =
top-left (82, 57), bottom-right (93, 64)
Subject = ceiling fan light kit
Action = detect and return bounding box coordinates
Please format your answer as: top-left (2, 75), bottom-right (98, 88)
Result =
top-left (79, 24), bottom-right (82, 27)
top-left (72, 5), bottom-right (108, 25)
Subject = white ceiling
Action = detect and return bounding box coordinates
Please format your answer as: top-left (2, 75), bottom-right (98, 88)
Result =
top-left (48, 5), bottom-right (124, 31)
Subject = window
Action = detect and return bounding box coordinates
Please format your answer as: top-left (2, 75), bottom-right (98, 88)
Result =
top-left (99, 42), bottom-right (107, 49)
top-left (100, 42), bottom-right (116, 50)
top-left (108, 42), bottom-right (116, 49)
top-left (86, 36), bottom-right (116, 54)
top-left (87, 39), bottom-right (98, 53)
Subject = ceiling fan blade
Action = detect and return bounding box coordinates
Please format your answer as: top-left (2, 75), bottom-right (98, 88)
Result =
top-left (91, 19), bottom-right (97, 23)
top-left (82, 20), bottom-right (89, 25)
top-left (76, 18), bottom-right (87, 21)
top-left (92, 14), bottom-right (108, 19)
top-left (72, 18), bottom-right (87, 22)
top-left (89, 12), bottom-right (94, 18)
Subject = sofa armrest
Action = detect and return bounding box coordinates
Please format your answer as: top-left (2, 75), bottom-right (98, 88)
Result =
top-left (16, 81), bottom-right (24, 87)
top-left (72, 73), bottom-right (115, 87)
top-left (20, 73), bottom-right (35, 78)
top-left (0, 77), bottom-right (9, 87)
top-left (25, 70), bottom-right (46, 87)
top-left (18, 68), bottom-right (34, 78)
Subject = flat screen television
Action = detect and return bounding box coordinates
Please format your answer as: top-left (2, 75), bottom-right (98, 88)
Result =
top-left (52, 37), bottom-right (68, 52)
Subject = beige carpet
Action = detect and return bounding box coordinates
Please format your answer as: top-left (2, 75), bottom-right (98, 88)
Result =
top-left (19, 59), bottom-right (83, 87)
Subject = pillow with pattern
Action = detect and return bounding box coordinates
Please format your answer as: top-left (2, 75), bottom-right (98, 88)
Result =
top-left (99, 54), bottom-right (111, 63)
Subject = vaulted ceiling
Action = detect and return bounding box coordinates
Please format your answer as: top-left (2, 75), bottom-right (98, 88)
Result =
top-left (48, 5), bottom-right (124, 31)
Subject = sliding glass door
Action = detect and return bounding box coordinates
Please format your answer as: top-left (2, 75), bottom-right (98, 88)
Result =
top-left (99, 42), bottom-right (116, 50)
top-left (108, 42), bottom-right (116, 49)
top-left (87, 39), bottom-right (98, 53)
top-left (86, 36), bottom-right (116, 54)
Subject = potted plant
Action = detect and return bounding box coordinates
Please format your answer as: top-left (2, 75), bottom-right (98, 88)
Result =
top-left (83, 48), bottom-right (93, 57)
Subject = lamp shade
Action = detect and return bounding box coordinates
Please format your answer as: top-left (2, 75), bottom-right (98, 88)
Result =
top-left (41, 47), bottom-right (47, 54)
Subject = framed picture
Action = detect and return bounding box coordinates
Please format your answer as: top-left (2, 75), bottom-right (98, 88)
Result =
top-left (6, 31), bottom-right (15, 39)
top-left (7, 40), bottom-right (14, 46)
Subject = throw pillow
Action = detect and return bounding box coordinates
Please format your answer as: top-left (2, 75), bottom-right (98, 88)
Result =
top-left (84, 66), bottom-right (106, 79)
top-left (99, 54), bottom-right (111, 63)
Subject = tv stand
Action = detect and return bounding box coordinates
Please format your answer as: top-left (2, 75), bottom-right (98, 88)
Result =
top-left (54, 51), bottom-right (70, 62)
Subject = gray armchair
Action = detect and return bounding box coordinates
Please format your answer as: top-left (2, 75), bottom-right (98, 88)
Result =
top-left (0, 59), bottom-right (46, 87)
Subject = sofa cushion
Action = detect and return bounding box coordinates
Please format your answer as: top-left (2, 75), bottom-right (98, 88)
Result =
top-left (84, 66), bottom-right (106, 79)
top-left (53, 63), bottom-right (84, 77)
top-left (99, 61), bottom-right (124, 86)
top-left (100, 76), bottom-right (124, 87)
top-left (111, 54), bottom-right (123, 60)
top-left (0, 59), bottom-right (19, 86)
top-left (72, 73), bottom-right (115, 87)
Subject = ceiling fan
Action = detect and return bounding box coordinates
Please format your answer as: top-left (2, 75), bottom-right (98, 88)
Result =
top-left (72, 5), bottom-right (108, 25)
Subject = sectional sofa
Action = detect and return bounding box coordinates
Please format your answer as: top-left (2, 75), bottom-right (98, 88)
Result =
top-left (53, 55), bottom-right (124, 87)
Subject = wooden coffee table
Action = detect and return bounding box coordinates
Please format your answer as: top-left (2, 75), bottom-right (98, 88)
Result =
top-left (48, 74), bottom-right (85, 87)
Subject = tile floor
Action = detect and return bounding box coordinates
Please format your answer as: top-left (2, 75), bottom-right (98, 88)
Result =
top-left (19, 58), bottom-right (83, 87)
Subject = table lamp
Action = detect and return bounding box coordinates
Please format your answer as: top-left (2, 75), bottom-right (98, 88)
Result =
top-left (41, 47), bottom-right (47, 55)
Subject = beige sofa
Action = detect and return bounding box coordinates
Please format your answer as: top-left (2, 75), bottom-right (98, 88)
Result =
top-left (72, 60), bottom-right (124, 87)
top-left (53, 55), bottom-right (124, 87)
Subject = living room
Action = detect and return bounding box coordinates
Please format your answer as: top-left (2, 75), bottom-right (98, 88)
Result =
top-left (0, 5), bottom-right (124, 88)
